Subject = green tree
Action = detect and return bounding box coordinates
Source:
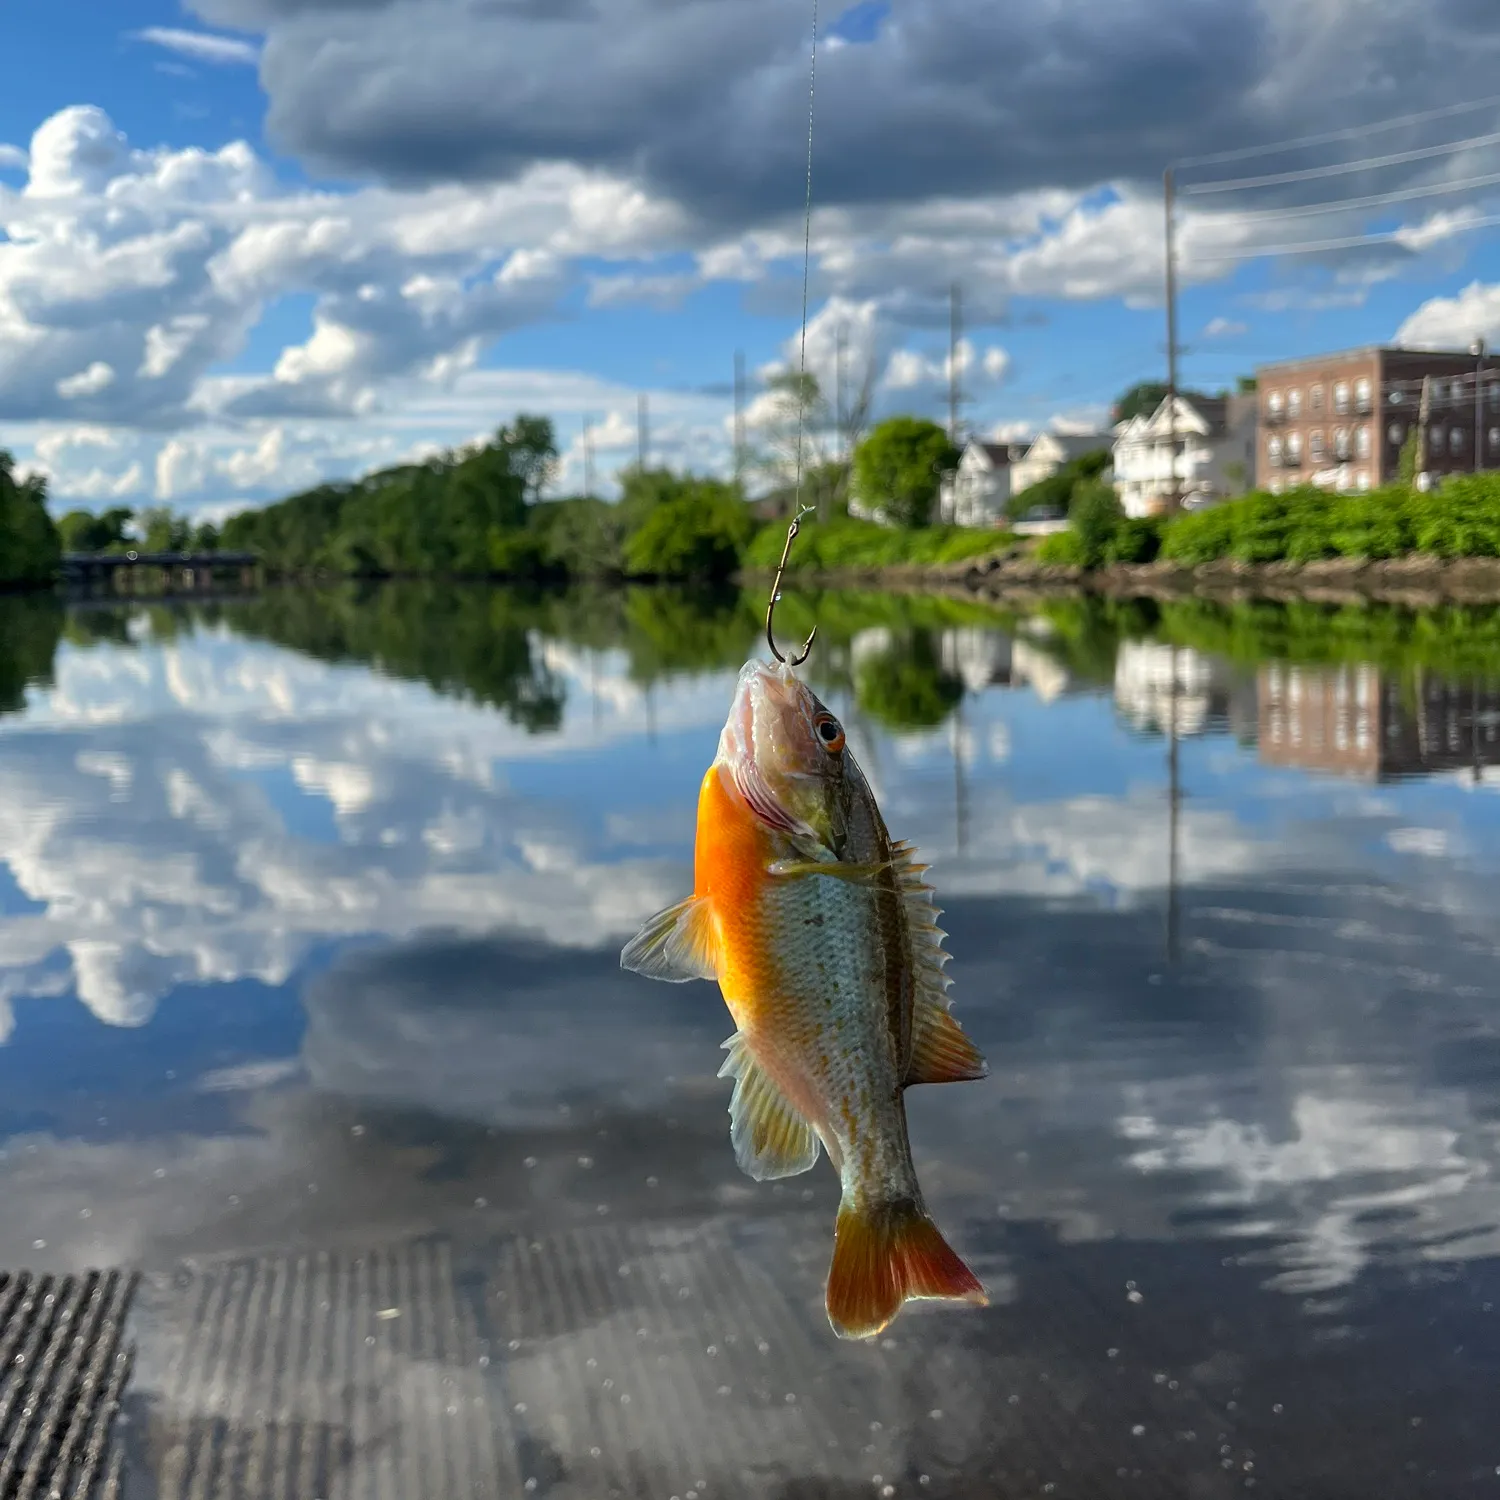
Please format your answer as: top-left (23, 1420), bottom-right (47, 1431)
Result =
top-left (57, 507), bottom-right (133, 554)
top-left (137, 506), bottom-right (191, 552)
top-left (0, 452), bottom-right (63, 587)
top-left (1006, 450), bottom-right (1113, 521)
top-left (1113, 381), bottom-right (1209, 423)
top-left (1069, 478), bottom-right (1126, 567)
top-left (1398, 429), bottom-right (1421, 484)
top-left (852, 417), bottom-right (958, 529)
top-left (623, 478), bottom-right (753, 580)
top-left (190, 520), bottom-right (221, 552)
top-left (855, 630), bottom-right (964, 729)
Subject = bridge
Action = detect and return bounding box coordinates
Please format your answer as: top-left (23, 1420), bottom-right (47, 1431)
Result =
top-left (61, 550), bottom-right (262, 593)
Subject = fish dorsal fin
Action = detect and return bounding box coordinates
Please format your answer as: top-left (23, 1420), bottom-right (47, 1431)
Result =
top-left (620, 894), bottom-right (719, 983)
top-left (890, 840), bottom-right (989, 1087)
top-left (718, 1033), bottom-right (821, 1181)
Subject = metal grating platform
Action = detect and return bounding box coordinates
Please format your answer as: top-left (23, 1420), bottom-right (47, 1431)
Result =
top-left (146, 1238), bottom-right (512, 1500)
top-left (0, 1270), bottom-right (138, 1500)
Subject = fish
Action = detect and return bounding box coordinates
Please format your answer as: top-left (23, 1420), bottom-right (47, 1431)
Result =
top-left (620, 656), bottom-right (989, 1340)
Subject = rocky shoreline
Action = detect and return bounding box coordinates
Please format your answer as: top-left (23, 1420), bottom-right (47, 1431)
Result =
top-left (746, 553), bottom-right (1500, 609)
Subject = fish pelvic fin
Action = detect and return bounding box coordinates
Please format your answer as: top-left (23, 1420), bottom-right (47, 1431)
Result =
top-left (620, 894), bottom-right (719, 983)
top-left (718, 1033), bottom-right (821, 1181)
top-left (825, 1198), bottom-right (987, 1341)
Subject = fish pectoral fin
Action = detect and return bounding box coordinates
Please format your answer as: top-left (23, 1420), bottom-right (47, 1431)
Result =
top-left (620, 895), bottom-right (719, 983)
top-left (718, 1033), bottom-right (821, 1181)
top-left (767, 858), bottom-right (892, 885)
top-left (906, 997), bottom-right (988, 1086)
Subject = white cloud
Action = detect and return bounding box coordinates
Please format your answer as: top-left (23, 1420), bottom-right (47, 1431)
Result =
top-left (131, 27), bottom-right (261, 67)
top-left (1203, 316), bottom-right (1247, 338)
top-left (1397, 280), bottom-right (1500, 350)
top-left (56, 362), bottom-right (116, 399)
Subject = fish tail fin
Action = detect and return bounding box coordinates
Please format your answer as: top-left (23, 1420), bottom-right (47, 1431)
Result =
top-left (825, 1197), bottom-right (987, 1341)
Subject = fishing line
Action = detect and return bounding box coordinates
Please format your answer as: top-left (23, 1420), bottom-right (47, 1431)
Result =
top-left (766, 0), bottom-right (821, 668)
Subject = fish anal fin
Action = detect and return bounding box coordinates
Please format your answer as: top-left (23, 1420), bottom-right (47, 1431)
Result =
top-left (906, 1001), bottom-right (988, 1085)
top-left (825, 1199), bottom-right (988, 1341)
top-left (718, 1033), bottom-right (820, 1182)
top-left (620, 894), bottom-right (719, 983)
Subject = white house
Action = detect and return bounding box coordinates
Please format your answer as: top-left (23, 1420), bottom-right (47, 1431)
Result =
top-left (1008, 430), bottom-right (1112, 496)
top-left (936, 440), bottom-right (1027, 527)
top-left (1112, 393), bottom-right (1257, 518)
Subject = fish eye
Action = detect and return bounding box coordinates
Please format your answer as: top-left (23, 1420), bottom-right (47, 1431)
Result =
top-left (813, 712), bottom-right (845, 754)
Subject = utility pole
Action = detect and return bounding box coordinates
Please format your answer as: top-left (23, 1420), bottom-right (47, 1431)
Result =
top-left (1163, 168), bottom-right (1181, 515)
top-left (949, 282), bottom-right (963, 445)
top-left (1474, 339), bottom-right (1487, 473)
top-left (733, 350), bottom-right (746, 491)
top-left (637, 393), bottom-right (649, 471)
top-left (1418, 375), bottom-right (1432, 488)
top-left (583, 416), bottom-right (595, 498)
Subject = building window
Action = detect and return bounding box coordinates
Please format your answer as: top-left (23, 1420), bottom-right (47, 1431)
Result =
top-left (1310, 384), bottom-right (1324, 412)
top-left (1389, 421), bottom-right (1406, 445)
top-left (1288, 388), bottom-right (1303, 418)
top-left (1355, 425), bottom-right (1370, 458)
top-left (1267, 436), bottom-right (1283, 466)
top-left (1356, 471), bottom-right (1370, 491)
top-left (1267, 390), bottom-right (1284, 419)
top-left (1489, 425), bottom-right (1500, 450)
top-left (1269, 478), bottom-right (1284, 494)
top-left (1355, 377), bottom-right (1372, 411)
top-left (1451, 426), bottom-right (1467, 456)
top-left (1432, 423), bottom-right (1446, 452)
top-left (1334, 381), bottom-right (1350, 414)
top-left (1309, 430), bottom-right (1325, 461)
top-left (1488, 381), bottom-right (1500, 409)
top-left (1452, 379), bottom-right (1466, 403)
top-left (1333, 427), bottom-right (1350, 459)
top-left (1286, 432), bottom-right (1302, 463)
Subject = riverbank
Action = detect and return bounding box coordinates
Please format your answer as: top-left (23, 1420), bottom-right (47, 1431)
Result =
top-left (743, 551), bottom-right (1500, 608)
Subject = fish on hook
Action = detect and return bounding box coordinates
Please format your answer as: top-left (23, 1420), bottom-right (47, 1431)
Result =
top-left (620, 657), bottom-right (989, 1339)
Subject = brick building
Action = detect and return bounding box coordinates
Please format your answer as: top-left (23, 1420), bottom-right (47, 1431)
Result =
top-left (1254, 346), bottom-right (1500, 492)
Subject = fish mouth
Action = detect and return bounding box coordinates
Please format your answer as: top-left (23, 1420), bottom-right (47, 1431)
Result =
top-left (718, 659), bottom-right (823, 839)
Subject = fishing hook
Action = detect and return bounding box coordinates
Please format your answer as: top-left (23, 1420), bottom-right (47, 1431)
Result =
top-left (766, 504), bottom-right (817, 667)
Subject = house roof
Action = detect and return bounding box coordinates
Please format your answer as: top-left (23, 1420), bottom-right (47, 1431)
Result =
top-left (960, 439), bottom-right (1025, 466)
top-left (1130, 392), bottom-right (1255, 440)
top-left (1256, 344), bottom-right (1484, 377)
top-left (1024, 430), bottom-right (1110, 459)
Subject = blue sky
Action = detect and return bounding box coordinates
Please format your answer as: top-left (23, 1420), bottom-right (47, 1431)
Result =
top-left (5, 0), bottom-right (1500, 517)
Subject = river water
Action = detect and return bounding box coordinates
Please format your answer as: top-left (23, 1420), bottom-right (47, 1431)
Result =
top-left (3, 584), bottom-right (1500, 1497)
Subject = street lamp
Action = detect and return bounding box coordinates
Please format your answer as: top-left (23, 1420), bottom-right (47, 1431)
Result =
top-left (1472, 338), bottom-right (1487, 474)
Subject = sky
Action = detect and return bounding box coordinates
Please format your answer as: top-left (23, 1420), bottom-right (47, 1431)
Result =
top-left (8, 1), bottom-right (1500, 518)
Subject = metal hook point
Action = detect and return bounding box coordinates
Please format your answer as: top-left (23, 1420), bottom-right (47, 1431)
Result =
top-left (766, 505), bottom-right (817, 667)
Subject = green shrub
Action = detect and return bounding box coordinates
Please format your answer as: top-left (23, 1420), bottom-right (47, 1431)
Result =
top-left (1105, 517), bottom-right (1163, 565)
top-left (624, 487), bottom-right (753, 580)
top-left (1157, 474), bottom-right (1500, 566)
top-left (1069, 479), bottom-right (1126, 567)
top-left (742, 516), bottom-right (1010, 572)
top-left (1034, 529), bottom-right (1087, 567)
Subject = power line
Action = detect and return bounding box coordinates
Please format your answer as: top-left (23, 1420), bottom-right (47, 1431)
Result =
top-left (1181, 125), bottom-right (1500, 197)
top-left (1193, 165), bottom-right (1500, 227)
top-left (1184, 208), bottom-right (1500, 263)
top-left (1173, 91), bottom-right (1500, 172)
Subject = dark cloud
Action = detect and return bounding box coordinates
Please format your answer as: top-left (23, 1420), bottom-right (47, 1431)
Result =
top-left (185, 0), bottom-right (1500, 229)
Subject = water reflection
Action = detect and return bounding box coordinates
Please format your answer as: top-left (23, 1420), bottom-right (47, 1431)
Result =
top-left (3, 584), bottom-right (1500, 1492)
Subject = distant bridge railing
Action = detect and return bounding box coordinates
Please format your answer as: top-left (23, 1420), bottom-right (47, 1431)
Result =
top-left (60, 551), bottom-right (262, 592)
